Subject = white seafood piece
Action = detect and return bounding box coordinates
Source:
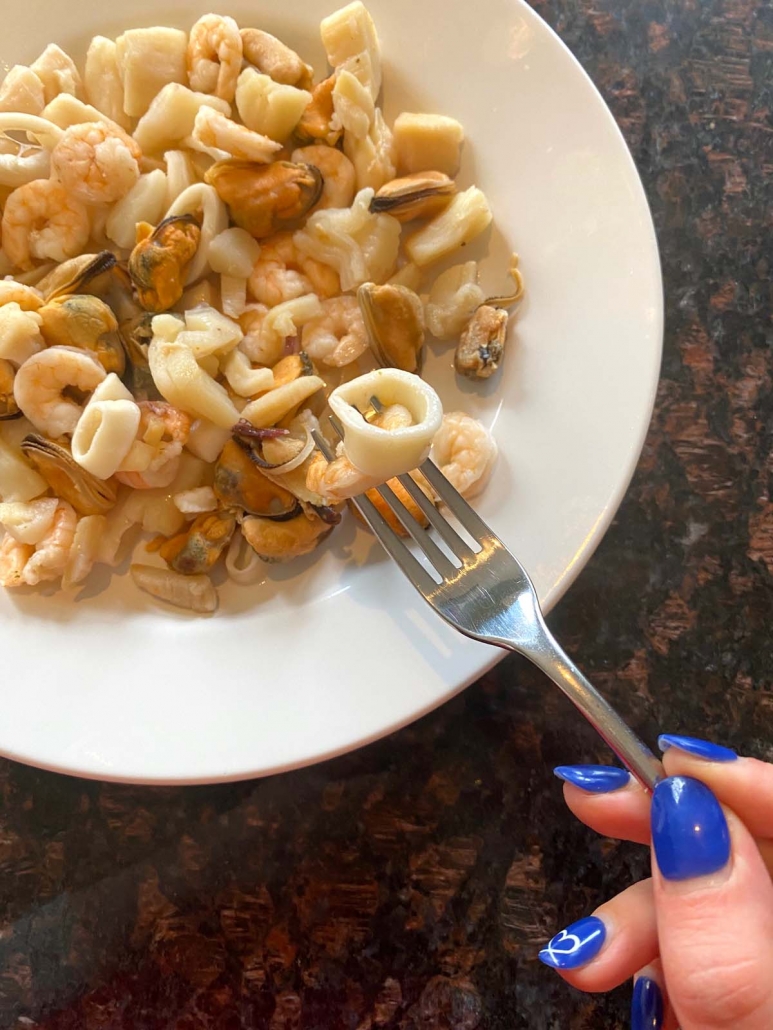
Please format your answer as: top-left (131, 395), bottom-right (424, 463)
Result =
top-left (329, 368), bottom-right (442, 480)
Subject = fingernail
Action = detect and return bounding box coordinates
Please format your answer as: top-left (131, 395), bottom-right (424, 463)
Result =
top-left (651, 776), bottom-right (731, 881)
top-left (658, 734), bottom-right (737, 762)
top-left (631, 976), bottom-right (664, 1030)
top-left (538, 915), bottom-right (606, 969)
top-left (554, 765), bottom-right (631, 793)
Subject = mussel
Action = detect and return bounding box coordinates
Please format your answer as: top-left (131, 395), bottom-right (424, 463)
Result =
top-left (205, 160), bottom-right (323, 239)
top-left (454, 305), bottom-right (509, 379)
top-left (241, 510), bottom-right (332, 563)
top-left (369, 172), bottom-right (456, 222)
top-left (38, 294), bottom-right (126, 376)
top-left (128, 215), bottom-right (201, 313)
top-left (0, 360), bottom-right (20, 420)
top-left (294, 75), bottom-right (340, 145)
top-left (272, 351), bottom-right (315, 388)
top-left (453, 253), bottom-right (524, 379)
top-left (357, 282), bottom-right (425, 374)
top-left (36, 251), bottom-right (118, 303)
top-left (214, 439), bottom-right (302, 520)
top-left (159, 510), bottom-right (237, 576)
top-left (20, 434), bottom-right (117, 515)
top-left (118, 310), bottom-right (160, 399)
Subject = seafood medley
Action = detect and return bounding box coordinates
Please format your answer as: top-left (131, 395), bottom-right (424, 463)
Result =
top-left (0, 3), bottom-right (524, 613)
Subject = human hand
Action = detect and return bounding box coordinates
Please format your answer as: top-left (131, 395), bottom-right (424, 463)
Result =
top-left (538, 735), bottom-right (773, 1029)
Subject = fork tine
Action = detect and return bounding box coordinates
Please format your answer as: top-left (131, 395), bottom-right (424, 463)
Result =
top-left (374, 481), bottom-right (458, 578)
top-left (396, 473), bottom-right (477, 562)
top-left (354, 493), bottom-right (439, 594)
top-left (311, 427), bottom-right (438, 594)
top-left (311, 428), bottom-right (335, 461)
top-left (419, 459), bottom-right (494, 543)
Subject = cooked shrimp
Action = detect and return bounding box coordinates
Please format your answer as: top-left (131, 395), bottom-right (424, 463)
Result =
top-left (0, 533), bottom-right (34, 588)
top-left (116, 400), bottom-right (191, 489)
top-left (50, 122), bottom-right (142, 205)
top-left (301, 296), bottom-right (367, 367)
top-left (187, 14), bottom-right (243, 102)
top-left (1, 179), bottom-right (90, 270)
top-left (306, 446), bottom-right (382, 504)
top-left (13, 346), bottom-right (105, 437)
top-left (238, 303), bottom-right (273, 364)
top-left (291, 145), bottom-right (356, 210)
top-left (0, 280), bottom-right (43, 311)
top-left (430, 411), bottom-right (497, 499)
top-left (248, 232), bottom-right (339, 307)
top-left (305, 401), bottom-right (420, 502)
top-left (21, 501), bottom-right (77, 585)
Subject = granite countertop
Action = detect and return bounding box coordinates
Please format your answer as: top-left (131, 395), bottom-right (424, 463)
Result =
top-left (1, 1), bottom-right (771, 1027)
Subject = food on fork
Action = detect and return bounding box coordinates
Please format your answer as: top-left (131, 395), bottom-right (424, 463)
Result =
top-left (0, 2), bottom-right (523, 612)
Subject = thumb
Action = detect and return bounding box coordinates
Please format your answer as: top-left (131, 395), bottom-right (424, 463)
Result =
top-left (651, 776), bottom-right (773, 1030)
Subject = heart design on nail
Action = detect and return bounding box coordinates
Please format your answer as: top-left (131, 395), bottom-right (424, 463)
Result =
top-left (544, 926), bottom-right (601, 960)
top-left (538, 916), bottom-right (606, 970)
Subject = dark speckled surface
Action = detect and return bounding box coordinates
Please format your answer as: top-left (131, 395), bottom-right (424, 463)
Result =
top-left (1, 1), bottom-right (772, 1027)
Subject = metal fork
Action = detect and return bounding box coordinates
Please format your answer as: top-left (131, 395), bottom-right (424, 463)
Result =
top-left (313, 406), bottom-right (663, 791)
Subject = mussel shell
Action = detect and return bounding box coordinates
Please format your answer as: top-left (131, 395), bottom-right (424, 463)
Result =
top-left (369, 172), bottom-right (456, 222)
top-left (357, 282), bottom-right (426, 374)
top-left (20, 434), bottom-right (117, 515)
top-left (37, 252), bottom-right (118, 302)
top-left (214, 439), bottom-right (302, 520)
top-left (118, 311), bottom-right (161, 400)
top-left (38, 294), bottom-right (126, 377)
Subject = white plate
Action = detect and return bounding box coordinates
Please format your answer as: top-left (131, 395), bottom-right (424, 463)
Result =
top-left (0, 0), bottom-right (662, 783)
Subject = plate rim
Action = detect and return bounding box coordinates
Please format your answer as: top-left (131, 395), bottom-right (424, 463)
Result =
top-left (0, 0), bottom-right (663, 784)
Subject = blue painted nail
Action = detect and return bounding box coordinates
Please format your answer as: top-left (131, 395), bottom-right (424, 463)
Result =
top-left (651, 776), bottom-right (731, 881)
top-left (554, 765), bottom-right (631, 793)
top-left (538, 916), bottom-right (606, 969)
top-left (658, 734), bottom-right (737, 762)
top-left (631, 976), bottom-right (663, 1029)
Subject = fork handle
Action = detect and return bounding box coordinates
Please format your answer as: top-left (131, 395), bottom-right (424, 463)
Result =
top-left (516, 626), bottom-right (663, 791)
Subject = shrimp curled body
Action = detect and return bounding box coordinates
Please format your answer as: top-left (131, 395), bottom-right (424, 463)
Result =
top-left (50, 122), bottom-right (142, 205)
top-left (13, 346), bottom-right (106, 437)
top-left (431, 411), bottom-right (497, 499)
top-left (301, 296), bottom-right (367, 367)
top-left (187, 14), bottom-right (243, 101)
top-left (21, 501), bottom-right (78, 585)
top-left (248, 233), bottom-right (339, 308)
top-left (0, 534), bottom-right (34, 588)
top-left (1, 179), bottom-right (90, 270)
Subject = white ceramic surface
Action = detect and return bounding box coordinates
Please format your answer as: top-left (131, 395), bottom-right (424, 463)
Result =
top-left (0, 0), bottom-right (662, 783)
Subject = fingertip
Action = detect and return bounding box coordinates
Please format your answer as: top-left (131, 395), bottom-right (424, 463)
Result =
top-left (561, 775), bottom-right (651, 846)
top-left (658, 733), bottom-right (738, 763)
top-left (553, 764), bottom-right (632, 793)
top-left (651, 776), bottom-right (730, 883)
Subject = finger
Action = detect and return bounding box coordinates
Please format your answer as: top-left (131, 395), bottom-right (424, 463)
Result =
top-left (538, 879), bottom-right (658, 992)
top-left (555, 766), bottom-right (650, 844)
top-left (651, 775), bottom-right (773, 1030)
top-left (660, 735), bottom-right (773, 842)
top-left (632, 960), bottom-right (682, 1030)
top-left (632, 962), bottom-right (667, 1030)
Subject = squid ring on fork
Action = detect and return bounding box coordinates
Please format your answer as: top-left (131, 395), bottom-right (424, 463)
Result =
top-left (328, 368), bottom-right (442, 481)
